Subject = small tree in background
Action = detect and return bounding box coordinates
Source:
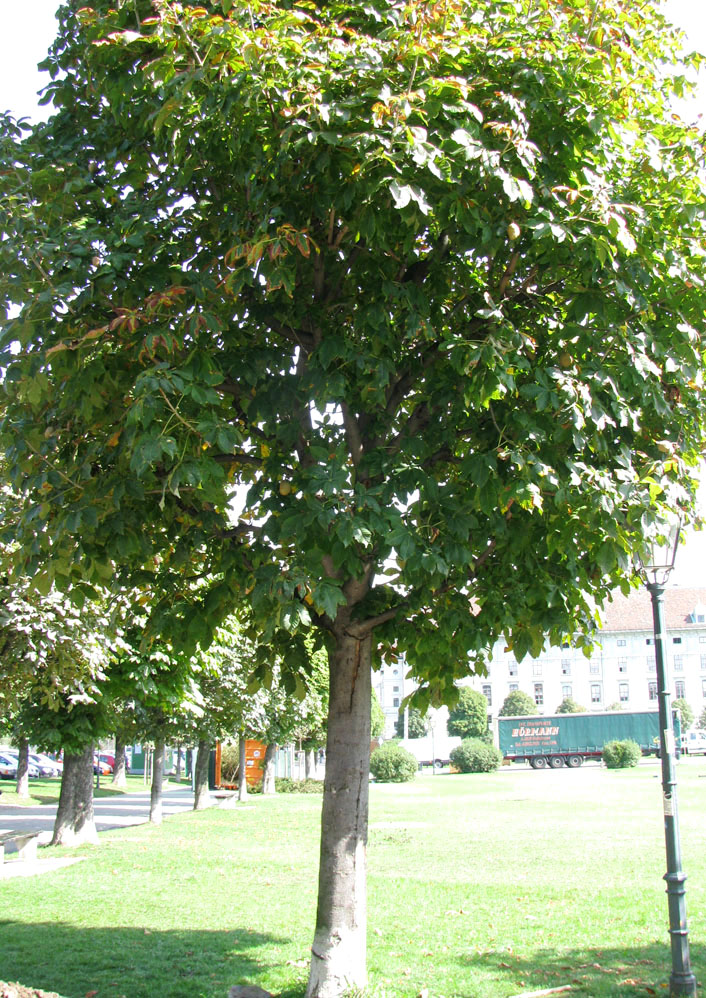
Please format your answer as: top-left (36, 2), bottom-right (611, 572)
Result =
top-left (394, 706), bottom-right (429, 739)
top-left (498, 690), bottom-right (537, 717)
top-left (447, 688), bottom-right (489, 739)
top-left (555, 697), bottom-right (587, 714)
top-left (673, 698), bottom-right (694, 730)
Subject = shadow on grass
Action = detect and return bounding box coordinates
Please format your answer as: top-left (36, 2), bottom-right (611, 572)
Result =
top-left (0, 921), bottom-right (296, 998)
top-left (458, 940), bottom-right (705, 997)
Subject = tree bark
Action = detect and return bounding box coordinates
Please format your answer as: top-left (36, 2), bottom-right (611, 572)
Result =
top-left (111, 731), bottom-right (128, 788)
top-left (51, 744), bottom-right (98, 847)
top-left (149, 738), bottom-right (165, 824)
top-left (15, 737), bottom-right (30, 799)
top-left (193, 738), bottom-right (211, 810)
top-left (262, 742), bottom-right (277, 795)
top-left (238, 731), bottom-right (248, 802)
top-left (306, 631), bottom-right (371, 998)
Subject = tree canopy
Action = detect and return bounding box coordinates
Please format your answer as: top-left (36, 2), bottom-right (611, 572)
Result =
top-left (499, 689), bottom-right (538, 717)
top-left (1, 1), bottom-right (705, 994)
top-left (446, 686), bottom-right (489, 738)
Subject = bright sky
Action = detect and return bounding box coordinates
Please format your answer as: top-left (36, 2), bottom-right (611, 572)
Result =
top-left (0, 2), bottom-right (705, 584)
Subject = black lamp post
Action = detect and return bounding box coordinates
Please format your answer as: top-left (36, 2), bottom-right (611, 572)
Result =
top-left (638, 520), bottom-right (697, 998)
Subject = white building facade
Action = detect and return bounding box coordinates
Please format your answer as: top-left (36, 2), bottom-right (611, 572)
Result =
top-left (375, 587), bottom-right (706, 736)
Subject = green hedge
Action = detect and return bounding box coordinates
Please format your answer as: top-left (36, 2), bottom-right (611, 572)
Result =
top-left (370, 742), bottom-right (418, 783)
top-left (602, 739), bottom-right (642, 769)
top-left (450, 738), bottom-right (502, 773)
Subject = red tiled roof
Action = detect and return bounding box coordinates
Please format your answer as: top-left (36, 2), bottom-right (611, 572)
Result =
top-left (599, 587), bottom-right (706, 633)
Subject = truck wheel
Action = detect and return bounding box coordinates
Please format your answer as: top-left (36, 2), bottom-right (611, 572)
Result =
top-left (549, 756), bottom-right (564, 769)
top-left (530, 757), bottom-right (547, 769)
top-left (433, 759), bottom-right (443, 770)
top-left (566, 755), bottom-right (583, 768)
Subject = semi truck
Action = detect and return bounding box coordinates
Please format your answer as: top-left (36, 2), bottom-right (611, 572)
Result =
top-left (498, 709), bottom-right (681, 769)
top-left (398, 734), bottom-right (462, 768)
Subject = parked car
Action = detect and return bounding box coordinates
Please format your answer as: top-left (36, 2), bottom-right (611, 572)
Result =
top-left (98, 753), bottom-right (115, 772)
top-left (0, 751), bottom-right (40, 779)
top-left (0, 753), bottom-right (17, 779)
top-left (93, 756), bottom-right (112, 775)
top-left (29, 753), bottom-right (62, 777)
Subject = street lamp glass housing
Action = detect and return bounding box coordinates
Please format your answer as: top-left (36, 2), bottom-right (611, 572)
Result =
top-left (638, 518), bottom-right (681, 587)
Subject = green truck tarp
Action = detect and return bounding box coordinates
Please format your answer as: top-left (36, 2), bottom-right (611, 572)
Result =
top-left (499, 710), bottom-right (681, 759)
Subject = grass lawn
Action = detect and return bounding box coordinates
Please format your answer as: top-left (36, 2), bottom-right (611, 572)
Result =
top-left (1, 758), bottom-right (705, 998)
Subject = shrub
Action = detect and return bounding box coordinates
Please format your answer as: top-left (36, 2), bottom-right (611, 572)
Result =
top-left (602, 739), bottom-right (642, 769)
top-left (275, 778), bottom-right (324, 793)
top-left (555, 696), bottom-right (587, 713)
top-left (450, 738), bottom-right (502, 773)
top-left (370, 742), bottom-right (417, 783)
top-left (447, 687), bottom-right (489, 738)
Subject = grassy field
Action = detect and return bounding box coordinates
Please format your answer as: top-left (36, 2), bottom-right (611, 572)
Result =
top-left (0, 773), bottom-right (188, 806)
top-left (1, 758), bottom-right (705, 998)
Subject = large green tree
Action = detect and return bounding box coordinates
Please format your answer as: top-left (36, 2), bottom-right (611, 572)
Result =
top-left (2, 2), bottom-right (706, 993)
top-left (446, 686), bottom-right (489, 738)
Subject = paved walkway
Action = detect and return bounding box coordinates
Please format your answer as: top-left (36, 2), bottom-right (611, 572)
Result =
top-left (0, 785), bottom-right (196, 845)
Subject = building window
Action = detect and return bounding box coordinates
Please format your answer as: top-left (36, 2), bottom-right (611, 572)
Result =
top-left (482, 685), bottom-right (492, 705)
top-left (646, 638), bottom-right (653, 646)
top-left (617, 639), bottom-right (626, 647)
top-left (591, 684), bottom-right (602, 704)
top-left (508, 662), bottom-right (518, 677)
top-left (647, 657), bottom-right (656, 672)
top-left (590, 661), bottom-right (599, 675)
top-left (648, 682), bottom-right (658, 701)
top-left (618, 658), bottom-right (627, 673)
top-left (509, 683), bottom-right (518, 692)
top-left (392, 697), bottom-right (399, 708)
top-left (673, 637), bottom-right (682, 645)
top-left (533, 663), bottom-right (542, 677)
top-left (619, 682), bottom-right (629, 702)
top-left (534, 683), bottom-right (544, 706)
top-left (700, 636), bottom-right (706, 644)
top-left (701, 655), bottom-right (706, 671)
top-left (393, 685), bottom-right (400, 692)
top-left (561, 660), bottom-right (571, 676)
top-left (674, 656), bottom-right (683, 672)
top-left (675, 681), bottom-right (686, 699)
top-left (561, 684), bottom-right (572, 698)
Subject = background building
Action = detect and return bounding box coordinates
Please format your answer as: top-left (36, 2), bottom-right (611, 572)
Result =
top-left (376, 587), bottom-right (706, 736)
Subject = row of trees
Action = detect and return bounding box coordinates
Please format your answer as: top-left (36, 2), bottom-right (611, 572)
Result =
top-left (2, 2), bottom-right (706, 995)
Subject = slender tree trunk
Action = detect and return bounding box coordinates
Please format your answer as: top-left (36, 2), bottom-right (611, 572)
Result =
top-left (175, 744), bottom-right (183, 781)
top-left (238, 732), bottom-right (248, 801)
top-left (262, 742), bottom-right (277, 795)
top-left (193, 739), bottom-right (211, 810)
top-left (305, 748), bottom-right (316, 779)
top-left (51, 744), bottom-right (98, 847)
top-left (111, 731), bottom-right (128, 788)
top-left (306, 631), bottom-right (371, 998)
top-left (149, 738), bottom-right (165, 824)
top-left (15, 737), bottom-right (30, 799)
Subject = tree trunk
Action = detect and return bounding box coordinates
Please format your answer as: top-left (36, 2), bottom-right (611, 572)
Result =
top-left (51, 744), bottom-right (98, 847)
top-left (175, 744), bottom-right (183, 781)
top-left (262, 742), bottom-right (277, 795)
top-left (15, 737), bottom-right (30, 799)
top-left (238, 732), bottom-right (248, 801)
top-left (305, 748), bottom-right (316, 779)
top-left (306, 631), bottom-right (371, 998)
top-left (193, 739), bottom-right (211, 810)
top-left (111, 731), bottom-right (128, 788)
top-left (149, 738), bottom-right (165, 824)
